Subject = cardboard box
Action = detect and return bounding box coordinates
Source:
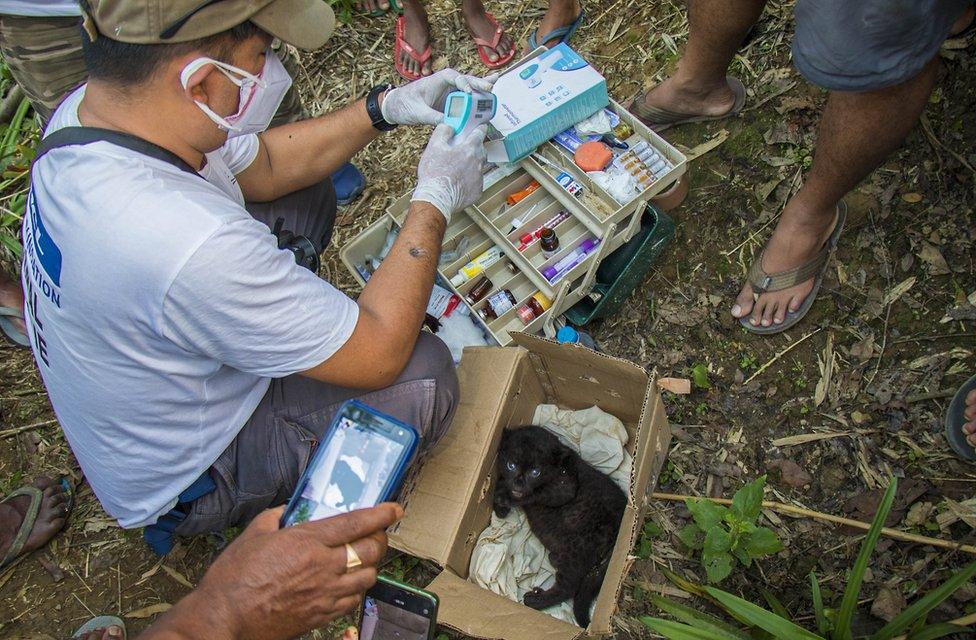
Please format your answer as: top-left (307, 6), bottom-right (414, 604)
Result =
top-left (389, 334), bottom-right (672, 639)
top-left (487, 44), bottom-right (608, 164)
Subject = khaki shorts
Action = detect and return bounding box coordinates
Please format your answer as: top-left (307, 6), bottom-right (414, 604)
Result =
top-left (0, 13), bottom-right (305, 125)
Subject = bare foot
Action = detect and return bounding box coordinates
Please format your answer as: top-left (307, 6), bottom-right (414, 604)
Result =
top-left (0, 274), bottom-right (26, 338)
top-left (531, 0), bottom-right (582, 49)
top-left (638, 74), bottom-right (738, 120)
top-left (70, 627), bottom-right (124, 640)
top-left (950, 4), bottom-right (974, 36)
top-left (963, 388), bottom-right (976, 448)
top-left (399, 3), bottom-right (433, 77)
top-left (462, 0), bottom-right (514, 64)
top-left (0, 477), bottom-right (69, 562)
top-left (731, 201), bottom-right (839, 328)
top-left (356, 0), bottom-right (390, 14)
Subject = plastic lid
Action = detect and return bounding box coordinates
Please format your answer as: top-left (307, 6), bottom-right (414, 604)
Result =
top-left (449, 273), bottom-right (466, 287)
top-left (520, 233), bottom-right (533, 245)
top-left (556, 326), bottom-right (579, 343)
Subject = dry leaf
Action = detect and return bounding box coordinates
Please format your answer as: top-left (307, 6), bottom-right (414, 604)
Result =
top-left (126, 603), bottom-right (172, 619)
top-left (882, 276), bottom-right (916, 306)
top-left (871, 587), bottom-right (907, 622)
top-left (814, 333), bottom-right (835, 407)
top-left (772, 432), bottom-right (848, 447)
top-left (904, 501), bottom-right (934, 527)
top-left (768, 459), bottom-right (812, 488)
top-left (657, 378), bottom-right (691, 394)
top-left (917, 242), bottom-right (950, 275)
top-left (945, 498), bottom-right (976, 529)
top-left (162, 565), bottom-right (194, 589)
top-left (683, 129), bottom-right (729, 162)
top-left (901, 192), bottom-right (923, 203)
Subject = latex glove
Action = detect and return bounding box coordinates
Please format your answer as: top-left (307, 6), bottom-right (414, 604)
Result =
top-left (381, 69), bottom-right (499, 127)
top-left (412, 123), bottom-right (488, 222)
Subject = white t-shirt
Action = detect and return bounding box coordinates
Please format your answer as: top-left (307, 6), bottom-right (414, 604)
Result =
top-left (22, 86), bottom-right (359, 528)
top-left (0, 1), bottom-right (80, 16)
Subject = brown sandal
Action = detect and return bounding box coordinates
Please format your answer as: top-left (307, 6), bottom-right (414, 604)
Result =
top-left (740, 202), bottom-right (847, 335)
top-left (629, 76), bottom-right (747, 132)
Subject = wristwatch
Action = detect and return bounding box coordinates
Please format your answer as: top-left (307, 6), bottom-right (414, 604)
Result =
top-left (365, 83), bottom-right (397, 132)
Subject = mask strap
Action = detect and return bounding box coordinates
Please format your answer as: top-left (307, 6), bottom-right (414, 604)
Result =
top-left (179, 56), bottom-right (266, 91)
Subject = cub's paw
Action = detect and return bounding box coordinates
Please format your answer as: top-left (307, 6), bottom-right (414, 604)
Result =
top-left (523, 587), bottom-right (548, 609)
top-left (493, 504), bottom-right (511, 518)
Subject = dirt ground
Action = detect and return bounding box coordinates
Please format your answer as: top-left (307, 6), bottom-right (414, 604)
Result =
top-left (1, 1), bottom-right (975, 638)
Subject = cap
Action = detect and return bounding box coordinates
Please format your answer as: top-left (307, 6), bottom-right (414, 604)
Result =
top-left (83, 0), bottom-right (335, 50)
top-left (556, 326), bottom-right (579, 344)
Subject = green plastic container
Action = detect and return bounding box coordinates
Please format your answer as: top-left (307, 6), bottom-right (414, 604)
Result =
top-left (564, 204), bottom-right (675, 326)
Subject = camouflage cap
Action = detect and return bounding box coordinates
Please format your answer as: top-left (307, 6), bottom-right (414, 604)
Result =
top-left (82, 0), bottom-right (335, 50)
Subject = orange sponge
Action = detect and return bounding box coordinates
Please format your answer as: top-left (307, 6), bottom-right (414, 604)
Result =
top-left (574, 141), bottom-right (613, 172)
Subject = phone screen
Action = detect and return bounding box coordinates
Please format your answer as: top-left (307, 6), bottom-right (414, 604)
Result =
top-left (283, 403), bottom-right (416, 526)
top-left (360, 580), bottom-right (436, 640)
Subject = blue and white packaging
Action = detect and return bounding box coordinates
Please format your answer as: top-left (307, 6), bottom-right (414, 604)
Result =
top-left (486, 44), bottom-right (608, 163)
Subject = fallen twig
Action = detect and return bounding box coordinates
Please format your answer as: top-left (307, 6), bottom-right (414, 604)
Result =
top-left (651, 492), bottom-right (976, 556)
top-left (904, 389), bottom-right (957, 403)
top-left (743, 327), bottom-right (823, 386)
top-left (0, 418), bottom-right (57, 439)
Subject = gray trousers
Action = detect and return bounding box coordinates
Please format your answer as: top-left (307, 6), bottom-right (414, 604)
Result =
top-left (174, 179), bottom-right (460, 535)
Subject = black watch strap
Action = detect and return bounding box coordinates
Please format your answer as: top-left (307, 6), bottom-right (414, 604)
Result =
top-left (366, 84), bottom-right (397, 132)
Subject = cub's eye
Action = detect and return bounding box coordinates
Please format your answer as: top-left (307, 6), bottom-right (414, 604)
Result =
top-left (528, 467), bottom-right (541, 478)
top-left (505, 460), bottom-right (517, 471)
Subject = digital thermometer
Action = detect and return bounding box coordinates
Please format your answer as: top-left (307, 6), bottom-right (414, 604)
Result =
top-left (443, 90), bottom-right (497, 136)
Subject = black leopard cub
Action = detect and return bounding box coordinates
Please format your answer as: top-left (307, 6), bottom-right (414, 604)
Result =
top-left (493, 425), bottom-right (627, 627)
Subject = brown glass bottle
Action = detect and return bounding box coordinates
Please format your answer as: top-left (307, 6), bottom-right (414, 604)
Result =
top-left (539, 227), bottom-right (559, 258)
top-left (465, 276), bottom-right (493, 305)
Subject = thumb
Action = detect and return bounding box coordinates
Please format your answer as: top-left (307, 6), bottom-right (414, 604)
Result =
top-left (242, 506), bottom-right (286, 537)
top-left (460, 123), bottom-right (489, 146)
top-left (341, 627), bottom-right (359, 640)
top-left (429, 122), bottom-right (456, 145)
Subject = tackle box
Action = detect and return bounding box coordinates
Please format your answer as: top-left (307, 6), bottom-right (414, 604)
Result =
top-left (339, 98), bottom-right (686, 346)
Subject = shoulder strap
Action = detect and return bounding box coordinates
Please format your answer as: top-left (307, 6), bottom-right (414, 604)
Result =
top-left (34, 126), bottom-right (198, 175)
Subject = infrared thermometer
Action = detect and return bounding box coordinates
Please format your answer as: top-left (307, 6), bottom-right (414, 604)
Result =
top-left (443, 90), bottom-right (497, 136)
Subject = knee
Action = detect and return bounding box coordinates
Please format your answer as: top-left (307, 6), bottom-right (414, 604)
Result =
top-left (406, 333), bottom-right (459, 447)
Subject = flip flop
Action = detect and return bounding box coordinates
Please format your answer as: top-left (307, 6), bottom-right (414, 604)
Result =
top-left (946, 374), bottom-right (976, 462)
top-left (73, 616), bottom-right (127, 639)
top-left (471, 13), bottom-right (516, 70)
top-left (526, 9), bottom-right (586, 50)
top-left (629, 76), bottom-right (747, 132)
top-left (394, 15), bottom-right (432, 81)
top-left (0, 477), bottom-right (73, 572)
top-left (0, 305), bottom-right (29, 348)
top-left (738, 201), bottom-right (847, 336)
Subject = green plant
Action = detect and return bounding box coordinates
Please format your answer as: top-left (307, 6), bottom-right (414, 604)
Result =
top-left (636, 520), bottom-right (663, 559)
top-left (0, 89), bottom-right (39, 258)
top-left (678, 475), bottom-right (782, 583)
top-left (691, 363), bottom-right (711, 389)
top-left (327, 0), bottom-right (357, 23)
top-left (644, 477), bottom-right (976, 639)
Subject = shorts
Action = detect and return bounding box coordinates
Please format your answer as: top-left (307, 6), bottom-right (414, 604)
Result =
top-left (792, 0), bottom-right (972, 92)
top-left (0, 13), bottom-right (305, 125)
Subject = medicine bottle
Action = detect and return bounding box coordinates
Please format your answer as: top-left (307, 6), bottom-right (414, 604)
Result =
top-left (465, 276), bottom-right (493, 304)
top-left (517, 292), bottom-right (552, 325)
top-left (539, 228), bottom-right (559, 258)
top-left (478, 289), bottom-right (517, 321)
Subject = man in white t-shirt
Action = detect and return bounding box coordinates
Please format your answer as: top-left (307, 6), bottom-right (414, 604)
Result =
top-left (22, 0), bottom-right (491, 552)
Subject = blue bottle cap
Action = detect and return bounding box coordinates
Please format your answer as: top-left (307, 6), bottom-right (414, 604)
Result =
top-left (556, 326), bottom-right (580, 344)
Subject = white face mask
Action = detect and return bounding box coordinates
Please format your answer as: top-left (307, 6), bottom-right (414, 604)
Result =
top-left (180, 50), bottom-right (292, 138)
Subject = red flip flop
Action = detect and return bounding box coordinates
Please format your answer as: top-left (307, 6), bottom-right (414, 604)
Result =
top-left (470, 13), bottom-right (515, 70)
top-left (394, 15), bottom-right (432, 81)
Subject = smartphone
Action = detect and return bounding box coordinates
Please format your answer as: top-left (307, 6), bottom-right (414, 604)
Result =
top-left (280, 400), bottom-right (419, 527)
top-left (360, 576), bottom-right (439, 640)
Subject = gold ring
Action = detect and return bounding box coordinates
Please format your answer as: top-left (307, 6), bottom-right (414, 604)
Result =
top-left (345, 543), bottom-right (363, 571)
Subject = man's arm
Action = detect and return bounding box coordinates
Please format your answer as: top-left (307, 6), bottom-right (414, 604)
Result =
top-left (301, 123), bottom-right (489, 389)
top-left (236, 97), bottom-right (379, 203)
top-left (301, 202), bottom-right (445, 389)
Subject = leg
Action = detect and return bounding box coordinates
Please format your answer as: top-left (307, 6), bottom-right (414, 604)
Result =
top-left (532, 0), bottom-right (583, 50)
top-left (399, 0), bottom-right (433, 77)
top-left (462, 0), bottom-right (514, 64)
top-left (0, 274), bottom-right (26, 341)
top-left (523, 573), bottom-right (579, 610)
top-left (176, 332), bottom-right (458, 535)
top-left (637, 0), bottom-right (766, 118)
top-left (246, 177), bottom-right (337, 254)
top-left (0, 14), bottom-right (87, 125)
top-left (733, 61), bottom-right (938, 327)
top-left (733, 0), bottom-right (971, 327)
